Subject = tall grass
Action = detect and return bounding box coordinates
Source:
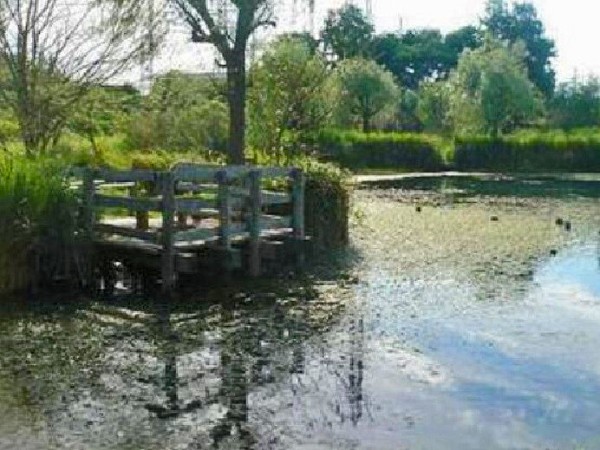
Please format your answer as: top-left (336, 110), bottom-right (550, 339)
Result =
top-left (0, 157), bottom-right (77, 293)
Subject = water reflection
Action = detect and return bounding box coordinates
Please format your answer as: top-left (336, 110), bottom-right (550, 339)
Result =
top-left (0, 267), bottom-right (362, 449)
top-left (3, 176), bottom-right (600, 449)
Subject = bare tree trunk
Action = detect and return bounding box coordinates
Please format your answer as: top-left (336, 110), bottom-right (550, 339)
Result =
top-left (362, 114), bottom-right (371, 133)
top-left (227, 54), bottom-right (246, 165)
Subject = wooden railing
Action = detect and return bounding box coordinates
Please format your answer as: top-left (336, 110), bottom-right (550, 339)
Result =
top-left (73, 164), bottom-right (306, 291)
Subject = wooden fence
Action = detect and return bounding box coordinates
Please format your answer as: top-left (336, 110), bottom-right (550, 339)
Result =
top-left (73, 164), bottom-right (306, 291)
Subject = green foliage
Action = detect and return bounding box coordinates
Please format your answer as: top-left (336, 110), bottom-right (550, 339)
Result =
top-left (394, 89), bottom-right (421, 131)
top-left (371, 27), bottom-right (481, 90)
top-left (68, 85), bottom-right (142, 137)
top-left (49, 132), bottom-right (222, 170)
top-left (482, 0), bottom-right (556, 97)
top-left (252, 147), bottom-right (351, 248)
top-left (333, 58), bottom-right (401, 132)
top-left (445, 26), bottom-right (482, 62)
top-left (125, 71), bottom-right (228, 155)
top-left (448, 38), bottom-right (542, 136)
top-left (321, 4), bottom-right (374, 61)
top-left (550, 77), bottom-right (600, 130)
top-left (248, 36), bottom-right (332, 157)
top-left (314, 129), bottom-right (447, 171)
top-left (454, 129), bottom-right (600, 172)
top-left (417, 81), bottom-right (452, 133)
top-left (0, 118), bottom-right (21, 143)
top-left (0, 156), bottom-right (77, 293)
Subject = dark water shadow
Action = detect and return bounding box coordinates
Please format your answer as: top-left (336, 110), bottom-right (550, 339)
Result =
top-left (0, 247), bottom-right (364, 449)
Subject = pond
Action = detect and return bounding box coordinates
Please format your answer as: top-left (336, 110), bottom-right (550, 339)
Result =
top-left (1, 174), bottom-right (600, 450)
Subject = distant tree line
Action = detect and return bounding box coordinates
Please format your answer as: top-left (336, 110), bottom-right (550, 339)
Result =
top-left (1, 0), bottom-right (600, 163)
top-left (243, 0), bottom-right (600, 157)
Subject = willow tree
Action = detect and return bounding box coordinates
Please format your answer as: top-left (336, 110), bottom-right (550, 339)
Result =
top-left (448, 37), bottom-right (541, 136)
top-left (172, 0), bottom-right (314, 164)
top-left (0, 0), bottom-right (160, 157)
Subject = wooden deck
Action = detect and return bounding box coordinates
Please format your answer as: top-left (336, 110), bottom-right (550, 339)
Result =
top-left (73, 163), bottom-right (308, 292)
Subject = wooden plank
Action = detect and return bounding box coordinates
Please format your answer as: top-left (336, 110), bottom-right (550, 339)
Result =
top-left (248, 170), bottom-right (262, 277)
top-left (161, 172), bottom-right (176, 292)
top-left (175, 198), bottom-right (215, 214)
top-left (173, 164), bottom-right (224, 183)
top-left (97, 182), bottom-right (136, 190)
top-left (221, 165), bottom-right (253, 180)
top-left (176, 181), bottom-right (218, 194)
top-left (263, 191), bottom-right (291, 205)
top-left (261, 167), bottom-right (294, 178)
top-left (261, 215), bottom-right (292, 229)
top-left (230, 187), bottom-right (291, 205)
top-left (95, 195), bottom-right (162, 212)
top-left (95, 224), bottom-right (157, 242)
top-left (96, 168), bottom-right (159, 183)
top-left (225, 222), bottom-right (292, 238)
top-left (173, 228), bottom-right (218, 242)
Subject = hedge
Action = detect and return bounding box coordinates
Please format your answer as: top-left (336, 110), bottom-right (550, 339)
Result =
top-left (314, 129), bottom-right (600, 173)
top-left (454, 133), bottom-right (600, 172)
top-left (313, 130), bottom-right (448, 171)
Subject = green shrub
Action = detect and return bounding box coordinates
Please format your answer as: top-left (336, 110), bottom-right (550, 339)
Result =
top-left (313, 129), bottom-right (448, 171)
top-left (454, 130), bottom-right (600, 172)
top-left (0, 119), bottom-right (21, 142)
top-left (251, 148), bottom-right (351, 248)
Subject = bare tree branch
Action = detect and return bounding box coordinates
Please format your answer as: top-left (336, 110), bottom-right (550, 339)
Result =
top-left (0, 0), bottom-right (164, 156)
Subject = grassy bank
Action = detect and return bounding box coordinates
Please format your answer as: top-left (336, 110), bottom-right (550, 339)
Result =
top-left (314, 129), bottom-right (600, 173)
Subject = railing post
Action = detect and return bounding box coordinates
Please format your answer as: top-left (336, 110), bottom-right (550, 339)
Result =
top-left (217, 170), bottom-right (232, 269)
top-left (248, 169), bottom-right (262, 277)
top-left (291, 169), bottom-right (305, 239)
top-left (161, 171), bottom-right (176, 293)
top-left (82, 168), bottom-right (96, 287)
top-left (82, 168), bottom-right (96, 241)
top-left (291, 168), bottom-right (306, 268)
top-left (132, 182), bottom-right (149, 231)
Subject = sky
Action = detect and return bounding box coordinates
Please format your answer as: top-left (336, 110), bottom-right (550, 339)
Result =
top-left (147, 0), bottom-right (600, 84)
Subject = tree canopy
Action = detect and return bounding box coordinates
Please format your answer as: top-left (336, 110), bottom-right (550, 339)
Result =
top-left (482, 0), bottom-right (556, 97)
top-left (371, 27), bottom-right (481, 90)
top-left (448, 38), bottom-right (541, 136)
top-left (334, 58), bottom-right (400, 132)
top-left (248, 36), bottom-right (331, 156)
top-left (321, 4), bottom-right (374, 61)
top-left (550, 77), bottom-right (600, 130)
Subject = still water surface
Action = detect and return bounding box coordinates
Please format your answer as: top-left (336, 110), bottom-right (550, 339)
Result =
top-left (1, 175), bottom-right (600, 450)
